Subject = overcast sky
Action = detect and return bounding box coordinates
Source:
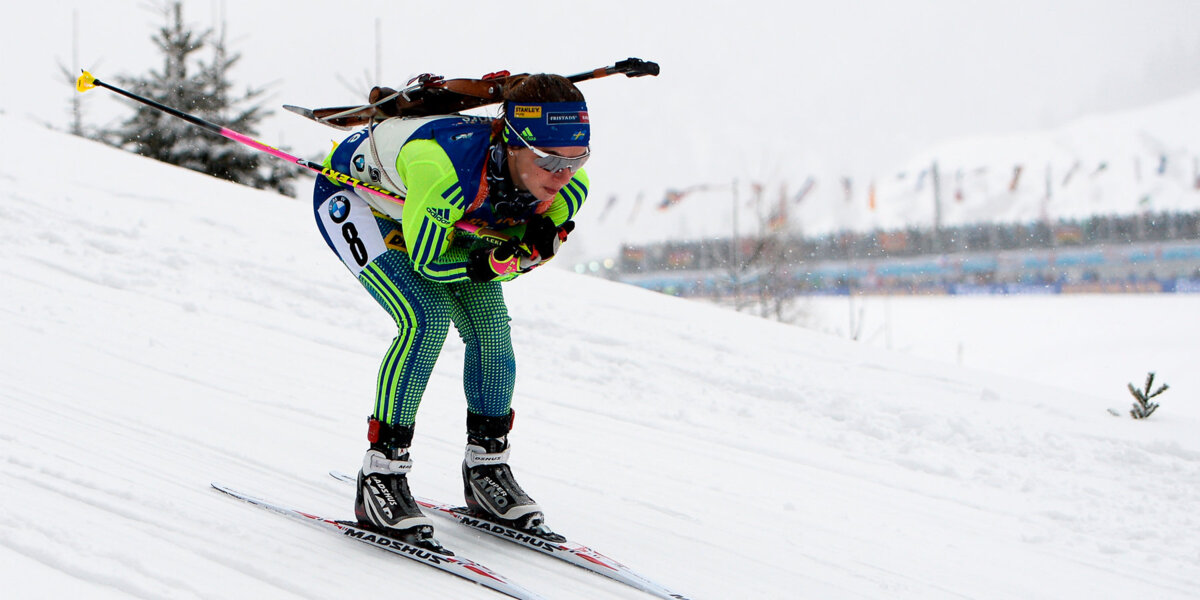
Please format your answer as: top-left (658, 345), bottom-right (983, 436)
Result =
top-left (7, 0), bottom-right (1200, 203)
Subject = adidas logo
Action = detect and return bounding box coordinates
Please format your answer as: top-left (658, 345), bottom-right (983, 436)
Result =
top-left (426, 208), bottom-right (452, 226)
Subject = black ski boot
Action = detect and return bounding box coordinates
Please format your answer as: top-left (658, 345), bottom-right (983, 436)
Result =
top-left (462, 410), bottom-right (565, 542)
top-left (354, 419), bottom-right (449, 554)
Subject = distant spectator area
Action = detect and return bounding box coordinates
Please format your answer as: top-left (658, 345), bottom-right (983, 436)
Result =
top-left (613, 211), bottom-right (1200, 296)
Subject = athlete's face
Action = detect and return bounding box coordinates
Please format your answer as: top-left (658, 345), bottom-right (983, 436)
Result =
top-left (507, 145), bottom-right (588, 202)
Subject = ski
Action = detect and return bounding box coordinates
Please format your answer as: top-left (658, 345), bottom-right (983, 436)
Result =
top-left (329, 471), bottom-right (693, 600)
top-left (211, 483), bottom-right (547, 600)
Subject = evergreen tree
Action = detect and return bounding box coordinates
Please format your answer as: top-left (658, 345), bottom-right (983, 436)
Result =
top-left (103, 2), bottom-right (297, 195)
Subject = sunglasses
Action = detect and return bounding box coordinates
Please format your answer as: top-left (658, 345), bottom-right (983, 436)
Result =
top-left (504, 118), bottom-right (591, 174)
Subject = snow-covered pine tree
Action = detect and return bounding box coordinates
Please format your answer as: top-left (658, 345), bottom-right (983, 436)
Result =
top-left (195, 17), bottom-right (298, 196)
top-left (103, 1), bottom-right (297, 195)
top-left (101, 2), bottom-right (201, 168)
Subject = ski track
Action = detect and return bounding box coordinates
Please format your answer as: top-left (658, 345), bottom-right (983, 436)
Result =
top-left (1, 461), bottom-right (297, 600)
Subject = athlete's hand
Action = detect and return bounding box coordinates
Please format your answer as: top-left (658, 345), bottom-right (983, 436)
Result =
top-left (523, 216), bottom-right (575, 262)
top-left (466, 238), bottom-right (525, 282)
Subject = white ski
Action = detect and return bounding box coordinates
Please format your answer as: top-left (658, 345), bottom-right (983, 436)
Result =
top-left (329, 471), bottom-right (693, 600)
top-left (211, 483), bottom-right (547, 600)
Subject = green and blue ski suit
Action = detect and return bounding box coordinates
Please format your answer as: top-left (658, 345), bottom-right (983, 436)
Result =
top-left (312, 115), bottom-right (588, 427)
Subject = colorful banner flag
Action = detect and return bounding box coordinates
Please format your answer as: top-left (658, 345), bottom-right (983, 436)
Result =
top-left (1061, 161), bottom-right (1081, 187)
top-left (792, 176), bottom-right (815, 204)
top-left (748, 182), bottom-right (764, 208)
top-left (767, 183), bottom-right (789, 231)
top-left (658, 189), bottom-right (688, 211)
top-left (657, 183), bottom-right (728, 212)
top-left (598, 194), bottom-right (618, 222)
top-left (1009, 165), bottom-right (1023, 192)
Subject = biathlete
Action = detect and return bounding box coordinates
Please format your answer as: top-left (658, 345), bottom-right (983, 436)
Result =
top-left (312, 74), bottom-right (589, 551)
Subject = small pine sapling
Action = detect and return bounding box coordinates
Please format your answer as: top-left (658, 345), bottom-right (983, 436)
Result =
top-left (1128, 372), bottom-right (1168, 419)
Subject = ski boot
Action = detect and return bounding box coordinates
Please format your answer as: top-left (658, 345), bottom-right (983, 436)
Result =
top-left (354, 418), bottom-right (450, 554)
top-left (462, 410), bottom-right (565, 542)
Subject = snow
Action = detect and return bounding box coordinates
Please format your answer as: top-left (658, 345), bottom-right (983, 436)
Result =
top-left (795, 294), bottom-right (1200, 410)
top-left (2, 114), bottom-right (1200, 599)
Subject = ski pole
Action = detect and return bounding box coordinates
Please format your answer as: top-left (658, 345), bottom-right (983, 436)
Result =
top-left (74, 70), bottom-right (515, 246)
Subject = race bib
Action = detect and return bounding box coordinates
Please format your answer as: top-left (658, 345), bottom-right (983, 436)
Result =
top-left (317, 191), bottom-right (388, 275)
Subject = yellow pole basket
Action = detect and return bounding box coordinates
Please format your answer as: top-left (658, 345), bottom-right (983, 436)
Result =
top-left (76, 70), bottom-right (97, 93)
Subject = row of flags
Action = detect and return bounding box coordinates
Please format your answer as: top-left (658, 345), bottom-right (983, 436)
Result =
top-left (637, 154), bottom-right (1200, 226)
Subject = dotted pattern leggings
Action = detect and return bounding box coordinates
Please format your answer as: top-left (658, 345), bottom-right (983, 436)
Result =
top-left (357, 244), bottom-right (516, 427)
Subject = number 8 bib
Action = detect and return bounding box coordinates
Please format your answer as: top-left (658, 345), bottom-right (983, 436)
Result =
top-left (317, 191), bottom-right (388, 275)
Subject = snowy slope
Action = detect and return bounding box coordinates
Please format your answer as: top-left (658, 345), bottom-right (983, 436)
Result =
top-left (2, 115), bottom-right (1199, 599)
top-left (572, 87), bottom-right (1200, 258)
top-left (796, 294), bottom-right (1200, 417)
top-left (862, 89), bottom-right (1200, 233)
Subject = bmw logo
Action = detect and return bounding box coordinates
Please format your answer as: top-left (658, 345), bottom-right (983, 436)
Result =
top-left (328, 196), bottom-right (350, 223)
top-left (354, 155), bottom-right (366, 170)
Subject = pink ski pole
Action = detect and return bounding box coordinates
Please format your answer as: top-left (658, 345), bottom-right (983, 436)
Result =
top-left (75, 70), bottom-right (513, 246)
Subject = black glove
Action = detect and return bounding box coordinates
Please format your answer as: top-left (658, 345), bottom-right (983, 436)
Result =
top-left (465, 238), bottom-right (525, 282)
top-left (523, 216), bottom-right (575, 261)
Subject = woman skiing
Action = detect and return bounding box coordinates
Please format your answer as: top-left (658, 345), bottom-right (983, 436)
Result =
top-left (311, 74), bottom-right (589, 551)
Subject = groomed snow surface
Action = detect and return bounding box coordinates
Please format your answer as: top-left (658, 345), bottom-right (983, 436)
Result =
top-left (1, 116), bottom-right (1198, 599)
